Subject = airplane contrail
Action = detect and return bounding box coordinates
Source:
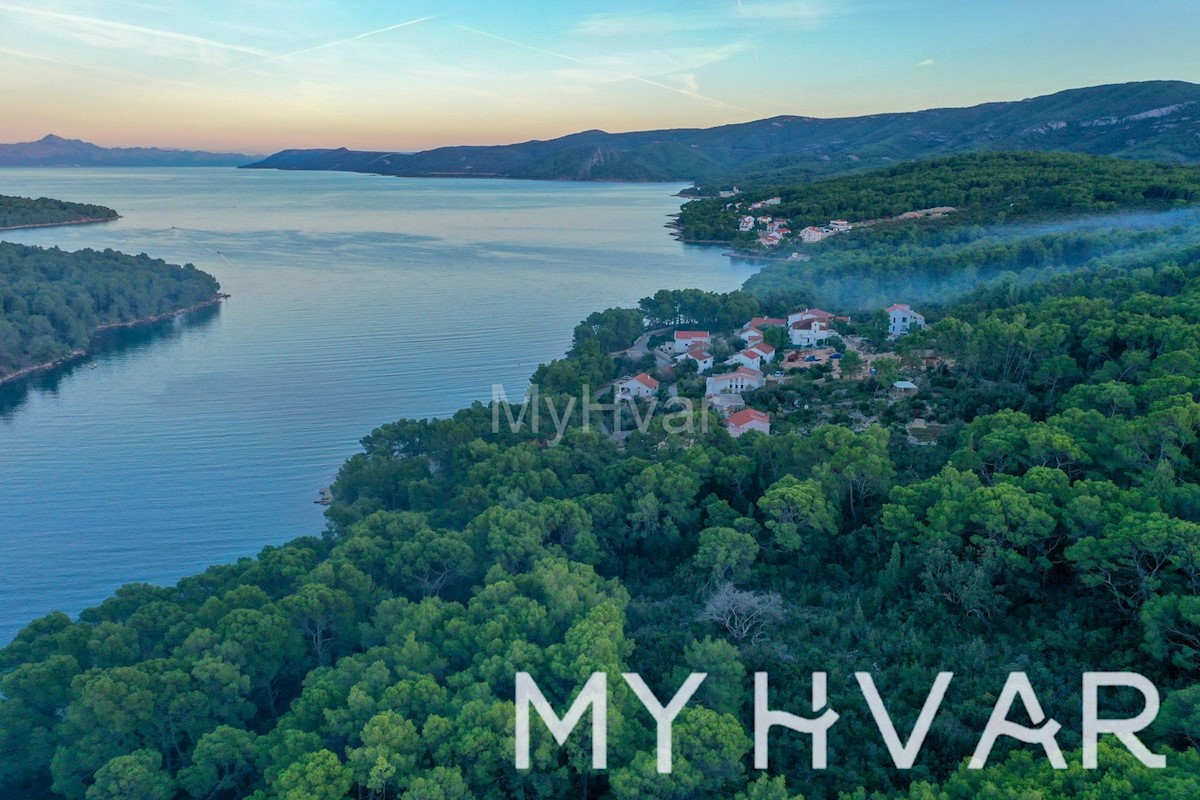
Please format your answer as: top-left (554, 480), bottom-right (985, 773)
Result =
top-left (217, 15), bottom-right (437, 75)
top-left (0, 3), bottom-right (270, 57)
top-left (451, 24), bottom-right (748, 112)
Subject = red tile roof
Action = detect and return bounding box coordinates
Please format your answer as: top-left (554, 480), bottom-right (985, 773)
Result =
top-left (629, 372), bottom-right (659, 389)
top-left (675, 330), bottom-right (710, 340)
top-left (745, 316), bottom-right (786, 328)
top-left (726, 408), bottom-right (770, 427)
top-left (885, 303), bottom-right (911, 313)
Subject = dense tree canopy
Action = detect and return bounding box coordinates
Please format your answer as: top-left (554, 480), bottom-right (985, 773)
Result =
top-left (0, 242), bottom-right (221, 378)
top-left (0, 195), bottom-right (118, 229)
top-left (5, 185), bottom-right (1200, 799)
top-left (678, 152), bottom-right (1200, 243)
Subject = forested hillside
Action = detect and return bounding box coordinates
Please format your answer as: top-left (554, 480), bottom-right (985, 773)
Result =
top-left (0, 194), bottom-right (118, 229)
top-left (677, 152), bottom-right (1200, 243)
top-left (0, 242), bottom-right (221, 379)
top-left (4, 217), bottom-right (1200, 798)
top-left (244, 81), bottom-right (1200, 182)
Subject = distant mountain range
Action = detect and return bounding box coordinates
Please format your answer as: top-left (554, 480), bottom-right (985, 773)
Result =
top-left (0, 135), bottom-right (255, 167)
top-left (243, 81), bottom-right (1200, 186)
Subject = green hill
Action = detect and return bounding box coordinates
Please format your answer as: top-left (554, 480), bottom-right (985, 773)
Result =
top-left (244, 81), bottom-right (1200, 182)
top-left (677, 151), bottom-right (1200, 243)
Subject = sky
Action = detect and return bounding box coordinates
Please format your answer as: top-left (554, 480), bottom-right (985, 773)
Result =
top-left (0, 0), bottom-right (1198, 154)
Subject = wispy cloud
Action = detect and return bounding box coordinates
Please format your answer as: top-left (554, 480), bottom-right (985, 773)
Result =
top-left (916, 58), bottom-right (935, 67)
top-left (216, 16), bottom-right (437, 76)
top-left (0, 3), bottom-right (270, 62)
top-left (451, 24), bottom-right (748, 111)
top-left (0, 43), bottom-right (194, 85)
top-left (575, 1), bottom-right (836, 37)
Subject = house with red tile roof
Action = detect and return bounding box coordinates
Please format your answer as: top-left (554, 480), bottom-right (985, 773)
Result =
top-left (673, 330), bottom-right (712, 353)
top-left (886, 304), bottom-right (926, 337)
top-left (706, 366), bottom-right (765, 395)
top-left (675, 346), bottom-right (715, 372)
top-left (726, 408), bottom-right (771, 438)
top-left (749, 342), bottom-right (776, 363)
top-left (615, 373), bottom-right (659, 399)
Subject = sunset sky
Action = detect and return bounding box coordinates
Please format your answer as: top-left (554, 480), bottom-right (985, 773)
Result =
top-left (1, 0), bottom-right (1197, 154)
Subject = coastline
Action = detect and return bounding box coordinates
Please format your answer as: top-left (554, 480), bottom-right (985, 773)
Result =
top-left (0, 215), bottom-right (121, 232)
top-left (0, 292), bottom-right (228, 387)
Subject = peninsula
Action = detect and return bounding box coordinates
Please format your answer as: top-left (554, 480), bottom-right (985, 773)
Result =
top-left (0, 240), bottom-right (223, 384)
top-left (0, 194), bottom-right (119, 230)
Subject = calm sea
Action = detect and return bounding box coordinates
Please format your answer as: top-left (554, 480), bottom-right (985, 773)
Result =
top-left (0, 168), bottom-right (755, 643)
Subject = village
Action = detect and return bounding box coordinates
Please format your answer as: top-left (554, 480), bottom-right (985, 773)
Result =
top-left (730, 196), bottom-right (957, 251)
top-left (609, 301), bottom-right (935, 441)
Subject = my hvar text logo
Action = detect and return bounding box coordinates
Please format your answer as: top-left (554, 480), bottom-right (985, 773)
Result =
top-left (514, 671), bottom-right (1166, 773)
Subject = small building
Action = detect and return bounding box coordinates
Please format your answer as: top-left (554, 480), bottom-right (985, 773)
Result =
top-left (675, 346), bottom-right (715, 373)
top-left (892, 380), bottom-right (919, 397)
top-left (886, 304), bottom-right (926, 337)
top-left (738, 215), bottom-right (755, 232)
top-left (706, 393), bottom-right (745, 416)
top-left (748, 342), bottom-right (776, 364)
top-left (788, 308), bottom-right (836, 347)
top-left (726, 408), bottom-right (771, 438)
top-left (616, 373), bottom-right (659, 400)
top-left (741, 327), bottom-right (764, 346)
top-left (800, 226), bottom-right (832, 243)
top-left (727, 348), bottom-right (764, 371)
top-left (829, 219), bottom-right (852, 232)
top-left (673, 330), bottom-right (712, 353)
top-left (743, 316), bottom-right (787, 330)
top-left (706, 366), bottom-right (765, 395)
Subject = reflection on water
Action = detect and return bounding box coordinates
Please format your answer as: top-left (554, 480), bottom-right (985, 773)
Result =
top-left (0, 303), bottom-right (223, 418)
top-left (0, 167), bottom-right (757, 643)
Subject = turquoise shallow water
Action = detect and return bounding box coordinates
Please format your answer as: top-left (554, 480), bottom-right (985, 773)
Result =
top-left (0, 168), bottom-right (755, 643)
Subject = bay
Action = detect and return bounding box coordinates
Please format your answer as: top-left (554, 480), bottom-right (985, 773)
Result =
top-left (0, 168), bottom-right (755, 644)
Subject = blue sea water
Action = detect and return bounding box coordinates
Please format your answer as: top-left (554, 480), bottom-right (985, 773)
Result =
top-left (0, 168), bottom-right (755, 643)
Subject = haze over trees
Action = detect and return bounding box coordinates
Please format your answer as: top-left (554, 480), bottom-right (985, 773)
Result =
top-left (4, 173), bottom-right (1200, 799)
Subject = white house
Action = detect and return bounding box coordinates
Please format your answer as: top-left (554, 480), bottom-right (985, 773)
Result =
top-left (725, 408), bottom-right (771, 438)
top-left (673, 330), bottom-right (711, 353)
top-left (788, 308), bottom-right (836, 347)
top-left (886, 304), bottom-right (926, 337)
top-left (738, 215), bottom-right (755, 232)
top-left (706, 367), bottom-right (765, 395)
top-left (829, 219), bottom-right (852, 232)
top-left (727, 348), bottom-right (764, 371)
top-left (800, 226), bottom-right (832, 243)
top-left (675, 346), bottom-right (715, 373)
top-left (616, 373), bottom-right (659, 400)
top-left (741, 327), bottom-right (764, 346)
top-left (749, 342), bottom-right (776, 364)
